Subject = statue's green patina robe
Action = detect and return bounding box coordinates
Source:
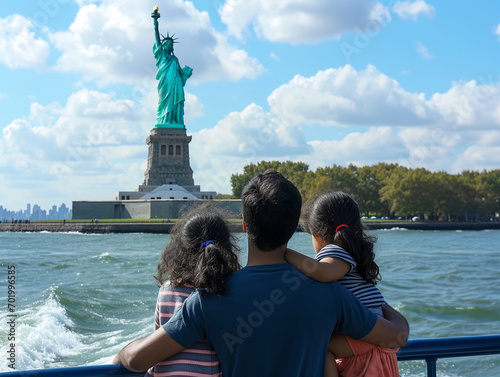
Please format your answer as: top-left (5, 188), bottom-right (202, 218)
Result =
top-left (153, 42), bottom-right (192, 126)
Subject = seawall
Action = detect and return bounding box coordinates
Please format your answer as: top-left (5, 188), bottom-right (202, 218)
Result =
top-left (1, 221), bottom-right (499, 234)
top-left (0, 222), bottom-right (177, 234)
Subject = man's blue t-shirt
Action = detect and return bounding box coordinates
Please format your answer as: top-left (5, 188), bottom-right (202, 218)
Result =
top-left (163, 263), bottom-right (377, 377)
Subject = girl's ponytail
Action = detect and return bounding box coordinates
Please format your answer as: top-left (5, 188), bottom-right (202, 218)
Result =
top-left (194, 242), bottom-right (239, 295)
top-left (334, 225), bottom-right (380, 285)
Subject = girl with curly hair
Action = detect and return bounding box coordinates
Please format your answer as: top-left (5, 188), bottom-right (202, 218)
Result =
top-left (146, 205), bottom-right (241, 377)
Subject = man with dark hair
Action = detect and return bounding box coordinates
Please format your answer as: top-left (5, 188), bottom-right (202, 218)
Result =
top-left (241, 169), bottom-right (302, 250)
top-left (114, 170), bottom-right (408, 376)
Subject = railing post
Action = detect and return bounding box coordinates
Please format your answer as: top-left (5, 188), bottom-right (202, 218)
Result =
top-left (426, 358), bottom-right (437, 377)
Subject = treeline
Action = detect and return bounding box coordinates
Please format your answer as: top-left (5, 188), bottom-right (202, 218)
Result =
top-left (229, 161), bottom-right (500, 221)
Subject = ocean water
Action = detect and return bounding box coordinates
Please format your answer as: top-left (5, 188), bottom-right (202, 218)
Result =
top-left (1, 229), bottom-right (499, 376)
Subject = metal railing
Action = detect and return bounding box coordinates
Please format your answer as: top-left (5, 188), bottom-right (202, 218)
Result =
top-left (396, 335), bottom-right (500, 377)
top-left (1, 335), bottom-right (499, 377)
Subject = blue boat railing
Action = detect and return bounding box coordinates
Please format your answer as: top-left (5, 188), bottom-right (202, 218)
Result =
top-left (0, 364), bottom-right (142, 377)
top-left (396, 335), bottom-right (500, 377)
top-left (1, 335), bottom-right (499, 377)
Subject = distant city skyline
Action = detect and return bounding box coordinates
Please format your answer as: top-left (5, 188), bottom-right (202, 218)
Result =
top-left (0, 203), bottom-right (72, 221)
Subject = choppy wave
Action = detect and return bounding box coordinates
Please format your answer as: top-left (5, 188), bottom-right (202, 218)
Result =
top-left (92, 252), bottom-right (116, 262)
top-left (2, 231), bottom-right (102, 236)
top-left (378, 227), bottom-right (409, 231)
top-left (41, 231), bottom-right (103, 235)
top-left (0, 287), bottom-right (82, 372)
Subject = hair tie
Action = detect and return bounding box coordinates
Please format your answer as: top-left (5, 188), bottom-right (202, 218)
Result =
top-left (201, 240), bottom-right (214, 248)
top-left (335, 224), bottom-right (348, 233)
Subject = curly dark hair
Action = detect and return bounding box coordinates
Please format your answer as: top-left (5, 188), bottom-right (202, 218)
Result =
top-left (300, 191), bottom-right (381, 285)
top-left (155, 204), bottom-right (241, 295)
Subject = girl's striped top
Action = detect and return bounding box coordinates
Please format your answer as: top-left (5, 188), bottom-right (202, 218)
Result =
top-left (146, 283), bottom-right (222, 377)
top-left (315, 244), bottom-right (385, 316)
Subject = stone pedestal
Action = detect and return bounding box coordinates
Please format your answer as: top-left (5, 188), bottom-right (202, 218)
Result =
top-left (143, 127), bottom-right (194, 186)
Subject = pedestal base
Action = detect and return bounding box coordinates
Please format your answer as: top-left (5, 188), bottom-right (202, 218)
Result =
top-left (143, 126), bottom-right (194, 187)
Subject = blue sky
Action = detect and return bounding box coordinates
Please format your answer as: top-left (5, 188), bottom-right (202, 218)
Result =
top-left (1, 0), bottom-right (500, 211)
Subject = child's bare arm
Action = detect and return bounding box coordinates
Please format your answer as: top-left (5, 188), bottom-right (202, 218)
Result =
top-left (285, 248), bottom-right (350, 282)
top-left (360, 303), bottom-right (409, 348)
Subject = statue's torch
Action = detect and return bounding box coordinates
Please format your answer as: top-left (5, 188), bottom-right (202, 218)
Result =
top-left (152, 6), bottom-right (160, 19)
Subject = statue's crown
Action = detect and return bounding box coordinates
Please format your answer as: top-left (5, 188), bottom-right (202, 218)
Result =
top-left (161, 32), bottom-right (178, 43)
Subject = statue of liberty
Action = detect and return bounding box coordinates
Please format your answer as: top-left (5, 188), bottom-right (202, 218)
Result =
top-left (152, 7), bottom-right (192, 128)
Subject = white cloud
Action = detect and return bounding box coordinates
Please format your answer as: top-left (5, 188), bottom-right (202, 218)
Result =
top-left (495, 24), bottom-right (500, 41)
top-left (48, 0), bottom-right (264, 86)
top-left (457, 130), bottom-right (500, 160)
top-left (430, 79), bottom-right (500, 127)
top-left (393, 1), bottom-right (435, 21)
top-left (0, 14), bottom-right (50, 70)
top-left (192, 103), bottom-right (309, 158)
top-left (268, 65), bottom-right (435, 127)
top-left (189, 103), bottom-right (311, 193)
top-left (267, 65), bottom-right (500, 130)
top-left (2, 89), bottom-right (149, 166)
top-left (184, 93), bottom-right (205, 123)
top-left (398, 127), bottom-right (461, 170)
top-left (0, 92), bottom-right (8, 100)
top-left (220, 0), bottom-right (390, 43)
top-left (304, 127), bottom-right (407, 169)
top-left (454, 144), bottom-right (500, 173)
top-left (415, 41), bottom-right (433, 59)
top-left (0, 88), bottom-right (153, 208)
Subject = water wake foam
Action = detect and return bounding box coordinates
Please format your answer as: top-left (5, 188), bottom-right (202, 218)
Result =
top-left (378, 227), bottom-right (409, 231)
top-left (0, 287), bottom-right (83, 372)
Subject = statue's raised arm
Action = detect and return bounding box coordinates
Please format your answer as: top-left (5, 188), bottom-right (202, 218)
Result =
top-left (152, 7), bottom-right (161, 48)
top-left (151, 6), bottom-right (192, 128)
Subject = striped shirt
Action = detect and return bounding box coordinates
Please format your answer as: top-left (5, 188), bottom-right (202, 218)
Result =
top-left (146, 283), bottom-right (222, 377)
top-left (315, 244), bottom-right (385, 316)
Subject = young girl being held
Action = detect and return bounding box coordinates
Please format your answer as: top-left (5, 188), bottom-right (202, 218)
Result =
top-left (146, 205), bottom-right (241, 377)
top-left (286, 191), bottom-right (402, 377)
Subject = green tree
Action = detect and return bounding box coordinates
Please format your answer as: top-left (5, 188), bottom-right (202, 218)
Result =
top-left (230, 160), bottom-right (310, 198)
top-left (453, 174), bottom-right (478, 221)
top-left (279, 161), bottom-right (310, 193)
top-left (379, 165), bottom-right (410, 218)
top-left (300, 164), bottom-right (358, 202)
top-left (474, 169), bottom-right (500, 218)
top-left (216, 193), bottom-right (237, 199)
top-left (430, 172), bottom-right (460, 221)
top-left (381, 166), bottom-right (439, 219)
top-left (353, 164), bottom-right (390, 217)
